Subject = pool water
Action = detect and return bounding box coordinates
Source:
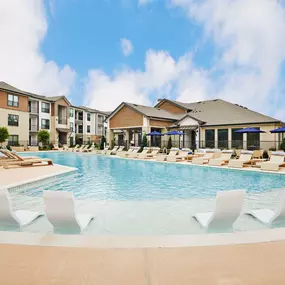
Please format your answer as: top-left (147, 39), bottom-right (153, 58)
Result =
top-left (18, 152), bottom-right (285, 201)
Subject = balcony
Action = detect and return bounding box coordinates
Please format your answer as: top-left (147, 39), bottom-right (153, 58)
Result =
top-left (29, 124), bottom-right (38, 132)
top-left (58, 118), bottom-right (67, 125)
top-left (28, 106), bottom-right (39, 115)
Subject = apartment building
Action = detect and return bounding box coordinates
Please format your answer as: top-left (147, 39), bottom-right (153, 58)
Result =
top-left (0, 81), bottom-right (108, 147)
top-left (70, 106), bottom-right (108, 145)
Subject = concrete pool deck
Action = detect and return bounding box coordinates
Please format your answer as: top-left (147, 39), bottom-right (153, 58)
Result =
top-left (0, 163), bottom-right (77, 189)
top-left (1, 152), bottom-right (285, 283)
top-left (1, 234), bottom-right (285, 284)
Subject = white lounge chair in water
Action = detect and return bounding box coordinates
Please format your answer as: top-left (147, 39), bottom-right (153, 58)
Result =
top-left (193, 189), bottom-right (245, 232)
top-left (0, 189), bottom-right (42, 229)
top-left (248, 190), bottom-right (285, 226)
top-left (44, 191), bottom-right (93, 234)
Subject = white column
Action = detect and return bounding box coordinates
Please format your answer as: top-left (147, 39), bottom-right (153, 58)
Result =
top-left (243, 133), bottom-right (247, 150)
top-left (214, 129), bottom-right (218, 149)
top-left (228, 128), bottom-right (232, 149)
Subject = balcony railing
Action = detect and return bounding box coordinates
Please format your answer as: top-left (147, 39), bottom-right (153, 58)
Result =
top-left (28, 107), bottom-right (39, 114)
top-left (29, 124), bottom-right (38, 132)
top-left (58, 118), bottom-right (67, 125)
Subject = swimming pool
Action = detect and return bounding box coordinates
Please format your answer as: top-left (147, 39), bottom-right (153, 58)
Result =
top-left (18, 152), bottom-right (285, 200)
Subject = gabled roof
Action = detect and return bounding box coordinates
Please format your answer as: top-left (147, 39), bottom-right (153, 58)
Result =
top-left (45, 96), bottom-right (71, 105)
top-left (156, 98), bottom-right (282, 126)
top-left (73, 105), bottom-right (109, 116)
top-left (107, 102), bottom-right (184, 121)
top-left (154, 98), bottom-right (191, 111)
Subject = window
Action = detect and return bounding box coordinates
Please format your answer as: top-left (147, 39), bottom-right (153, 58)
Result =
top-left (8, 114), bottom-right (19, 126)
top-left (41, 119), bottom-right (50, 130)
top-left (218, 129), bottom-right (228, 149)
top-left (247, 128), bottom-right (260, 150)
top-left (78, 125), bottom-right (83, 133)
top-left (70, 122), bottom-right (74, 132)
top-left (8, 135), bottom-right (19, 146)
top-left (87, 125), bottom-right (91, 133)
top-left (41, 102), bottom-right (50, 113)
top-left (98, 115), bottom-right (104, 124)
top-left (87, 113), bottom-right (91, 121)
top-left (7, 94), bottom-right (19, 107)
top-left (205, 129), bottom-right (215, 148)
top-left (98, 125), bottom-right (103, 136)
top-left (232, 128), bottom-right (243, 149)
top-left (69, 108), bottom-right (73, 117)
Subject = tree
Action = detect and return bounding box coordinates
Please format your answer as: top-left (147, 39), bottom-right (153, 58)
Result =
top-left (0, 127), bottom-right (9, 147)
top-left (141, 133), bottom-right (148, 151)
top-left (167, 136), bottom-right (172, 149)
top-left (37, 130), bottom-right (50, 146)
top-left (280, 138), bottom-right (285, 151)
top-left (100, 135), bottom-right (106, 150)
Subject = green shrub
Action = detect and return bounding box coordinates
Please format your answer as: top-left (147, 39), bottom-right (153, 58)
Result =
top-left (100, 136), bottom-right (106, 150)
top-left (167, 137), bottom-right (172, 149)
top-left (38, 130), bottom-right (50, 146)
top-left (263, 150), bottom-right (269, 159)
top-left (0, 127), bottom-right (9, 147)
top-left (140, 133), bottom-right (148, 152)
top-left (280, 138), bottom-right (285, 151)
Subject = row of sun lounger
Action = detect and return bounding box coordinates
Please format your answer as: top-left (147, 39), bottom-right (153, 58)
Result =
top-left (0, 149), bottom-right (53, 169)
top-left (92, 145), bottom-right (285, 172)
top-left (2, 188), bottom-right (285, 234)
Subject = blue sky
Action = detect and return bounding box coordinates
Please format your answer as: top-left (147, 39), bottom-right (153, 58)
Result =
top-left (43, 0), bottom-right (200, 80)
top-left (1, 0), bottom-right (285, 119)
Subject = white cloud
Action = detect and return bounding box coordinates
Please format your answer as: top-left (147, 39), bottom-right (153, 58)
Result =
top-left (138, 0), bottom-right (153, 6)
top-left (84, 50), bottom-right (202, 111)
top-left (170, 0), bottom-right (285, 119)
top-left (0, 0), bottom-right (76, 97)
top-left (120, 38), bottom-right (134, 57)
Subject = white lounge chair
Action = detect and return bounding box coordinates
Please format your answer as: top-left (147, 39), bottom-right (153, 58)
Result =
top-left (128, 147), bottom-right (150, 158)
top-left (0, 189), bottom-right (42, 229)
top-left (228, 151), bottom-right (253, 168)
top-left (193, 190), bottom-right (245, 232)
top-left (72, 145), bottom-right (80, 152)
top-left (166, 148), bottom-right (191, 162)
top-left (261, 151), bottom-right (285, 171)
top-left (139, 147), bottom-right (160, 159)
top-left (209, 150), bottom-right (233, 166)
top-left (106, 146), bottom-right (119, 155)
top-left (44, 191), bottom-right (93, 234)
top-left (156, 148), bottom-right (179, 162)
top-left (248, 190), bottom-right (285, 226)
top-left (192, 151), bottom-right (216, 165)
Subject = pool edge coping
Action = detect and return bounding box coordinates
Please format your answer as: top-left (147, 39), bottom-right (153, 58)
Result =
top-left (1, 227), bottom-right (285, 248)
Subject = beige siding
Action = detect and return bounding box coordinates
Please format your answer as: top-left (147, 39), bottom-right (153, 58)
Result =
top-left (0, 108), bottom-right (29, 145)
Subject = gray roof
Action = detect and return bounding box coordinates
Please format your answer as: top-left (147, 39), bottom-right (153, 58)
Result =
top-left (0, 81), bottom-right (48, 101)
top-left (125, 102), bottom-right (183, 120)
top-left (0, 81), bottom-right (107, 114)
top-left (167, 99), bottom-right (281, 126)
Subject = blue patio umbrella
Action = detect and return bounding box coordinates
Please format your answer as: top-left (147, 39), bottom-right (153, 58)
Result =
top-left (235, 128), bottom-right (266, 133)
top-left (270, 126), bottom-right (285, 133)
top-left (146, 131), bottom-right (164, 136)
